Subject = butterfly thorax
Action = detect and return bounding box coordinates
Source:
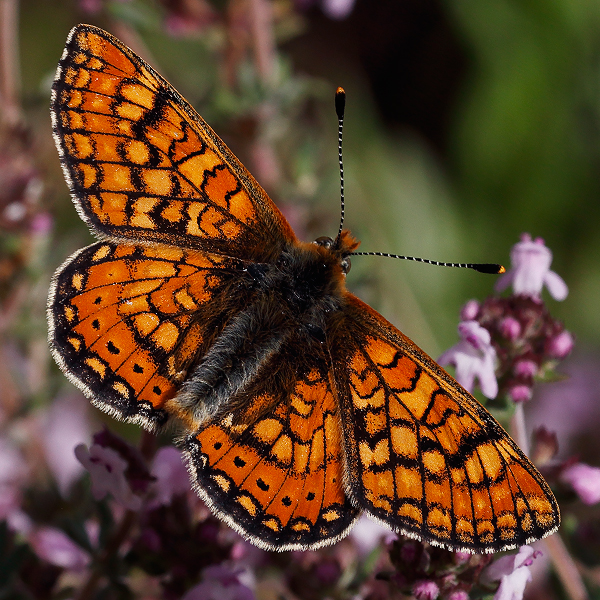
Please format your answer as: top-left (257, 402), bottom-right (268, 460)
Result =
top-left (168, 231), bottom-right (358, 429)
top-left (274, 244), bottom-right (344, 308)
top-left (241, 230), bottom-right (357, 315)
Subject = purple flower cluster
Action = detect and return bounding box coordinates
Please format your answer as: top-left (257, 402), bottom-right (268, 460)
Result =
top-left (476, 293), bottom-right (572, 403)
top-left (432, 233), bottom-right (590, 600)
top-left (366, 538), bottom-right (542, 600)
top-left (4, 412), bottom-right (548, 600)
top-left (439, 233), bottom-right (573, 405)
top-left (386, 539), bottom-right (493, 600)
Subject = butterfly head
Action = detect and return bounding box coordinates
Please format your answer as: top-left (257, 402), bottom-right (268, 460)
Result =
top-left (314, 230), bottom-right (359, 276)
top-left (266, 229), bottom-right (359, 316)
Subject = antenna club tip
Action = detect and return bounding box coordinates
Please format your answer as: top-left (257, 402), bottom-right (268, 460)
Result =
top-left (335, 87), bottom-right (346, 119)
top-left (472, 263), bottom-right (505, 274)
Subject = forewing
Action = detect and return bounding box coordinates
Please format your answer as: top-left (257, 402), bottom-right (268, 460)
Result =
top-left (51, 24), bottom-right (296, 261)
top-left (332, 294), bottom-right (560, 553)
top-left (183, 340), bottom-right (359, 550)
top-left (48, 241), bottom-right (245, 430)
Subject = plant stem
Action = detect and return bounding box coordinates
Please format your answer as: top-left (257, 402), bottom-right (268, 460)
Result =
top-left (75, 509), bottom-right (137, 600)
top-left (510, 403), bottom-right (588, 600)
top-left (543, 534), bottom-right (589, 600)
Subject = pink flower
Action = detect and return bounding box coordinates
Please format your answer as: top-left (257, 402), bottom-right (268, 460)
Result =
top-left (40, 394), bottom-right (92, 496)
top-left (460, 299), bottom-right (480, 321)
top-left (294, 0), bottom-right (356, 19)
top-left (0, 436), bottom-right (28, 521)
top-left (495, 234), bottom-right (568, 301)
top-left (508, 384), bottom-right (532, 403)
top-left (412, 580), bottom-right (440, 600)
top-left (75, 443), bottom-right (142, 510)
top-left (499, 317), bottom-right (522, 341)
top-left (7, 509), bottom-right (33, 536)
top-left (561, 463), bottom-right (600, 505)
top-left (0, 436), bottom-right (28, 487)
top-left (546, 330), bottom-right (574, 359)
top-left (322, 0), bottom-right (356, 19)
top-left (30, 211), bottom-right (53, 234)
top-left (182, 564), bottom-right (255, 600)
top-left (29, 526), bottom-right (90, 570)
top-left (513, 360), bottom-right (538, 378)
top-left (482, 546), bottom-right (540, 600)
top-left (453, 551), bottom-right (471, 565)
top-left (350, 514), bottom-right (395, 555)
top-left (438, 321), bottom-right (498, 399)
top-left (148, 446), bottom-right (190, 508)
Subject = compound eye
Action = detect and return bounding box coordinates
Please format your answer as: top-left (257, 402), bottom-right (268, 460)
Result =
top-left (314, 236), bottom-right (334, 249)
top-left (340, 256), bottom-right (351, 274)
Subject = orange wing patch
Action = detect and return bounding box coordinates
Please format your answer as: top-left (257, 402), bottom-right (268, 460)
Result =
top-left (48, 241), bottom-right (243, 430)
top-left (184, 363), bottom-right (359, 550)
top-left (336, 296), bottom-right (559, 553)
top-left (51, 25), bottom-right (295, 260)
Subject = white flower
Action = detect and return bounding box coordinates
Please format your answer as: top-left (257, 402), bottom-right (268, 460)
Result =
top-left (482, 545), bottom-right (540, 600)
top-left (495, 234), bottom-right (567, 301)
top-left (75, 443), bottom-right (142, 511)
top-left (438, 321), bottom-right (498, 399)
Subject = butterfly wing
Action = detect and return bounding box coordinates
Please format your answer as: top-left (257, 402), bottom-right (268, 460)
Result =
top-left (332, 294), bottom-right (560, 553)
top-left (48, 241), bottom-right (250, 430)
top-left (183, 336), bottom-right (359, 550)
top-left (50, 24), bottom-right (559, 554)
top-left (51, 24), bottom-right (296, 261)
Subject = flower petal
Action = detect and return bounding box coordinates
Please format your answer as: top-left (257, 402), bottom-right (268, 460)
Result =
top-left (30, 526), bottom-right (90, 570)
top-left (543, 270), bottom-right (568, 301)
top-left (561, 463), bottom-right (600, 505)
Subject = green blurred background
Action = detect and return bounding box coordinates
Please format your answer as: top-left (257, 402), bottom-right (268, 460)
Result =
top-left (5, 0), bottom-right (600, 402)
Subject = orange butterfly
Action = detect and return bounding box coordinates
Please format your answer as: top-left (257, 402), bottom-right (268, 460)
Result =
top-left (48, 24), bottom-right (559, 552)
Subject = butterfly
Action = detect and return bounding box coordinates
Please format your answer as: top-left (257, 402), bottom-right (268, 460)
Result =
top-left (48, 24), bottom-right (559, 553)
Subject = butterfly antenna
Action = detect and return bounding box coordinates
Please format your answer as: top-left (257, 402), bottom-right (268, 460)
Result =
top-left (334, 88), bottom-right (502, 275)
top-left (350, 251), bottom-right (505, 274)
top-left (335, 87), bottom-right (346, 245)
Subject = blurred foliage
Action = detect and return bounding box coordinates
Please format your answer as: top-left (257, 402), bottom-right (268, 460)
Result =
top-left (445, 0), bottom-right (600, 343)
